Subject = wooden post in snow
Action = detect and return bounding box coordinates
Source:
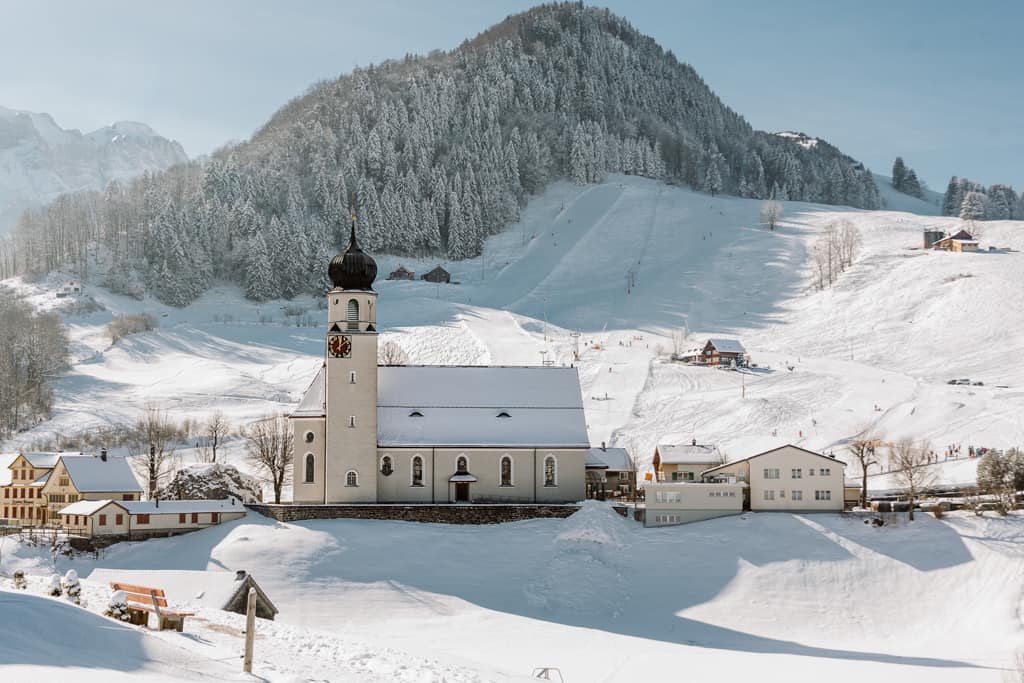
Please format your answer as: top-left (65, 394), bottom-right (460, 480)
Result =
top-left (243, 587), bottom-right (256, 674)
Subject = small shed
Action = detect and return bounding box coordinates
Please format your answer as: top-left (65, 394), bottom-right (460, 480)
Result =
top-left (387, 265), bottom-right (415, 281)
top-left (86, 568), bottom-right (279, 620)
top-left (932, 229), bottom-right (978, 252)
top-left (922, 229), bottom-right (945, 249)
top-left (421, 266), bottom-right (451, 284)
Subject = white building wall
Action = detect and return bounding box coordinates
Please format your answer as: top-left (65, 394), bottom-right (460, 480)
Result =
top-left (746, 446), bottom-right (844, 512)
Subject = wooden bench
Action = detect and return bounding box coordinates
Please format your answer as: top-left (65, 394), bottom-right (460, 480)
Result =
top-left (110, 582), bottom-right (194, 632)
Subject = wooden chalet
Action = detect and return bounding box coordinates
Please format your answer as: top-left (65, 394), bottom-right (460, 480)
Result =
top-left (386, 265), bottom-right (415, 281)
top-left (421, 265), bottom-right (451, 284)
top-left (932, 229), bottom-right (979, 252)
top-left (700, 338), bottom-right (747, 367)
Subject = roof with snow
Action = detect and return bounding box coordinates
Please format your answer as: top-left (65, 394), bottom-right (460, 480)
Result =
top-left (58, 499), bottom-right (127, 516)
top-left (705, 338), bottom-right (746, 354)
top-left (60, 454), bottom-right (142, 493)
top-left (656, 444), bottom-right (723, 465)
top-left (123, 498), bottom-right (245, 514)
top-left (701, 444), bottom-right (847, 476)
top-left (586, 447), bottom-right (632, 471)
top-left (294, 365), bottom-right (590, 448)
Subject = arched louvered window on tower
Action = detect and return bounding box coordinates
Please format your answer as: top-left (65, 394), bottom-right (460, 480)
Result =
top-left (347, 299), bottom-right (359, 330)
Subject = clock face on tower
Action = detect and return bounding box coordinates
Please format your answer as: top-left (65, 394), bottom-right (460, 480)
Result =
top-left (327, 335), bottom-right (352, 358)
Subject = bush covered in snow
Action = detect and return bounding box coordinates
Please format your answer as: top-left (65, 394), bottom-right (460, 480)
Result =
top-left (47, 574), bottom-right (62, 597)
top-left (104, 590), bottom-right (131, 621)
top-left (13, 569), bottom-right (27, 590)
top-left (62, 569), bottom-right (81, 604)
top-left (155, 462), bottom-right (263, 503)
top-left (107, 312), bottom-right (157, 343)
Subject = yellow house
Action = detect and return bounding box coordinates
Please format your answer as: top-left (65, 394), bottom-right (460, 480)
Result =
top-left (701, 444), bottom-right (845, 512)
top-left (40, 452), bottom-right (143, 524)
top-left (1, 452), bottom-right (65, 526)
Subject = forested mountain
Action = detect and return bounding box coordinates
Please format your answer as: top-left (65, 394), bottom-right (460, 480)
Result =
top-left (0, 107), bottom-right (187, 233)
top-left (3, 3), bottom-right (881, 305)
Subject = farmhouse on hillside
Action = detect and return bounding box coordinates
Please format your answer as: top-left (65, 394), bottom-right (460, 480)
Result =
top-left (931, 229), bottom-right (979, 252)
top-left (1, 450), bottom-right (142, 526)
top-left (677, 339), bottom-right (747, 367)
top-left (652, 441), bottom-right (723, 482)
top-left (290, 220), bottom-right (589, 505)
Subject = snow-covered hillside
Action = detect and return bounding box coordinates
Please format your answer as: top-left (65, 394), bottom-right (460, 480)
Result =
top-left (5, 174), bottom-right (1021, 490)
top-left (2, 506), bottom-right (1022, 681)
top-left (0, 106), bottom-right (187, 232)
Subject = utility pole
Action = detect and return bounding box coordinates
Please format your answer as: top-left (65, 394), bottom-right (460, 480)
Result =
top-left (243, 588), bottom-right (256, 674)
top-left (542, 297), bottom-right (549, 341)
top-left (570, 330), bottom-right (581, 361)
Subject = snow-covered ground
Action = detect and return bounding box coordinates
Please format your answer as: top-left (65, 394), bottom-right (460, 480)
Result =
top-left (2, 506), bottom-right (1022, 681)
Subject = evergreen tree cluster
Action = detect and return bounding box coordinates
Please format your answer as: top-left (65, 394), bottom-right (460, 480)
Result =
top-left (942, 176), bottom-right (1024, 221)
top-left (890, 157), bottom-right (924, 198)
top-left (7, 3), bottom-right (882, 305)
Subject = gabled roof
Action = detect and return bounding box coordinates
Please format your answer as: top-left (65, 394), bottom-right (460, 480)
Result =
top-left (701, 444), bottom-right (847, 476)
top-left (586, 447), bottom-right (632, 471)
top-left (656, 444), bottom-right (722, 465)
top-left (123, 498), bottom-right (245, 514)
top-left (59, 499), bottom-right (128, 516)
top-left (59, 454), bottom-right (143, 493)
top-left (705, 338), bottom-right (746, 354)
top-left (293, 365), bottom-right (591, 448)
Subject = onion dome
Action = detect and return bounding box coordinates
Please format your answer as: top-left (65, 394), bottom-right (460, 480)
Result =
top-left (329, 216), bottom-right (377, 290)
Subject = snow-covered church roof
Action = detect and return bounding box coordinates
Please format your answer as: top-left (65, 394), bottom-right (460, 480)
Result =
top-left (292, 365), bottom-right (590, 448)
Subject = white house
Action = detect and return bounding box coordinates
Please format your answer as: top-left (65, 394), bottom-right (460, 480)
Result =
top-left (643, 481), bottom-right (746, 526)
top-left (652, 442), bottom-right (723, 482)
top-left (701, 444), bottom-right (845, 512)
top-left (60, 498), bottom-right (245, 539)
top-left (290, 221), bottom-right (589, 505)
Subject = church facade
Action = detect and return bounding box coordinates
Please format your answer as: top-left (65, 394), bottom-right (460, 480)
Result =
top-left (290, 223), bottom-right (588, 504)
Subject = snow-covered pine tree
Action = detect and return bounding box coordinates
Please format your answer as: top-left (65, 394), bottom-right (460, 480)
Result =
top-left (959, 191), bottom-right (988, 221)
top-left (891, 157), bottom-right (907, 191)
top-left (105, 590), bottom-right (132, 621)
top-left (244, 231), bottom-right (277, 302)
top-left (703, 158), bottom-right (723, 197)
top-left (62, 569), bottom-right (82, 605)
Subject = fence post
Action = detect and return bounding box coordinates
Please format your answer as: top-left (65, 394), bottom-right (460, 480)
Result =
top-left (243, 587), bottom-right (256, 673)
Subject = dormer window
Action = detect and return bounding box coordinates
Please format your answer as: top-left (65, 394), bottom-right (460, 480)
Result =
top-left (496, 411), bottom-right (511, 418)
top-left (409, 410), bottom-right (423, 417)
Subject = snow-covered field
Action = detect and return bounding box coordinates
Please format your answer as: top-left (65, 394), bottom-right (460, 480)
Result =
top-left (3, 174), bottom-right (1024, 680)
top-left (2, 506), bottom-right (1022, 681)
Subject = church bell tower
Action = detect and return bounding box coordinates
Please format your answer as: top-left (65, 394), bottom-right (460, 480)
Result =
top-left (324, 217), bottom-right (379, 503)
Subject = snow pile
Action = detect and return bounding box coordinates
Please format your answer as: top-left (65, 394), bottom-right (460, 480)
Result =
top-left (61, 569), bottom-right (81, 604)
top-left (555, 499), bottom-right (628, 545)
top-left (104, 589), bottom-right (131, 621)
top-left (155, 462), bottom-right (263, 503)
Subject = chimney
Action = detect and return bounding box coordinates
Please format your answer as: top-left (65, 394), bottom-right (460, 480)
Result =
top-left (235, 569), bottom-right (247, 581)
top-left (155, 498), bottom-right (159, 508)
top-left (691, 438), bottom-right (697, 446)
top-left (601, 441), bottom-right (606, 452)
top-left (231, 498), bottom-right (236, 506)
top-left (100, 448), bottom-right (107, 462)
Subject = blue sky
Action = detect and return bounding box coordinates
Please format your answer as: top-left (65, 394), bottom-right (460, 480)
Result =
top-left (2, 1), bottom-right (1020, 191)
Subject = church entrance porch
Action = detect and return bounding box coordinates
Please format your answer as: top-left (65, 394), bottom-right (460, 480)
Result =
top-left (455, 482), bottom-right (470, 502)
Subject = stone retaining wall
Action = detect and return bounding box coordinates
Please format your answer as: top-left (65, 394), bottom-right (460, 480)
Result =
top-left (246, 503), bottom-right (586, 525)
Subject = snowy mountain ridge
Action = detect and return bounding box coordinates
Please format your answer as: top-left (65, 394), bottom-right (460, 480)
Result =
top-left (0, 105), bottom-right (187, 233)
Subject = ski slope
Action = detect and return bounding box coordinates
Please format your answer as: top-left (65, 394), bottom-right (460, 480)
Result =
top-left (2, 506), bottom-right (1022, 682)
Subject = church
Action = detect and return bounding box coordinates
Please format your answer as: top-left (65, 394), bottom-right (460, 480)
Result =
top-left (290, 222), bottom-right (589, 504)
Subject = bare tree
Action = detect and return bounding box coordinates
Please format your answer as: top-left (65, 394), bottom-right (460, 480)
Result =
top-left (129, 404), bottom-right (180, 500)
top-left (889, 438), bottom-right (935, 521)
top-left (759, 201), bottom-right (782, 230)
top-left (198, 411), bottom-right (230, 463)
top-left (243, 413), bottom-right (293, 504)
top-left (378, 340), bottom-right (409, 366)
top-left (847, 431), bottom-right (879, 508)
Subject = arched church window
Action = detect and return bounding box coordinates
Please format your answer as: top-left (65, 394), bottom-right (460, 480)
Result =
top-left (500, 456), bottom-right (513, 487)
top-left (347, 299), bottom-right (359, 330)
top-left (304, 454), bottom-right (315, 483)
top-left (345, 470), bottom-right (359, 487)
top-left (412, 456), bottom-right (424, 486)
top-left (456, 456), bottom-right (468, 474)
top-left (544, 456), bottom-right (557, 487)
top-left (380, 455), bottom-right (393, 476)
